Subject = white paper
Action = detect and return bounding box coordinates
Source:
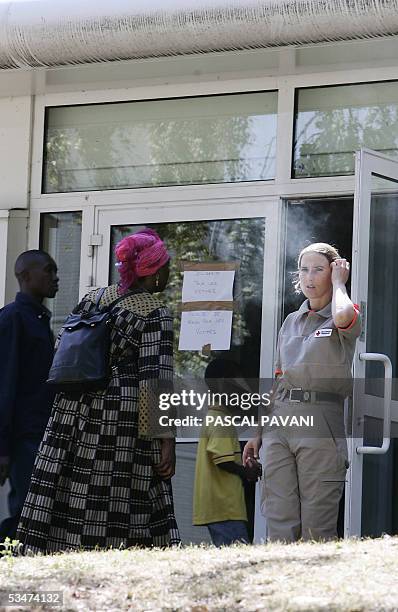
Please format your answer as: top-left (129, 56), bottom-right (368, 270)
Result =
top-left (178, 310), bottom-right (233, 351)
top-left (181, 270), bottom-right (235, 302)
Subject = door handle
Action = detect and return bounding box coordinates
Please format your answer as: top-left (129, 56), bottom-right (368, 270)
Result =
top-left (356, 352), bottom-right (392, 455)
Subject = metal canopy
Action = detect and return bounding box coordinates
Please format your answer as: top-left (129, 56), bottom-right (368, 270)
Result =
top-left (0, 0), bottom-right (398, 69)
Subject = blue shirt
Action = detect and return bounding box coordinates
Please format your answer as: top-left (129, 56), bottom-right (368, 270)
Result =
top-left (0, 292), bottom-right (55, 457)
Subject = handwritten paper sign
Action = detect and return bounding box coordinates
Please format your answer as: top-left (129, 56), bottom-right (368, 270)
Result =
top-left (178, 310), bottom-right (233, 351)
top-left (181, 270), bottom-right (235, 303)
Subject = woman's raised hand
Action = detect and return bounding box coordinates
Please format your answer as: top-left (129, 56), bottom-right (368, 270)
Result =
top-left (331, 258), bottom-right (350, 286)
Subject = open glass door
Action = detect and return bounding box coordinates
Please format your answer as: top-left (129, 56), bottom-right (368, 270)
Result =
top-left (93, 198), bottom-right (282, 544)
top-left (346, 149), bottom-right (398, 537)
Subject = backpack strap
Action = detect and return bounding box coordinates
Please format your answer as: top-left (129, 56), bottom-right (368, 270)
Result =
top-left (95, 287), bottom-right (107, 309)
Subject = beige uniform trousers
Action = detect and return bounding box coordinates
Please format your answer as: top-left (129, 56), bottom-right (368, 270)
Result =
top-left (261, 401), bottom-right (348, 542)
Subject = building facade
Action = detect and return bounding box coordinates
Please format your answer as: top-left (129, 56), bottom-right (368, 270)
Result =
top-left (1, 1), bottom-right (398, 541)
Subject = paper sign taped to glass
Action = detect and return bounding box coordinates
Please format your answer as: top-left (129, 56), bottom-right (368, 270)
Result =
top-left (181, 269), bottom-right (235, 302)
top-left (178, 261), bottom-right (237, 352)
top-left (178, 310), bottom-right (233, 351)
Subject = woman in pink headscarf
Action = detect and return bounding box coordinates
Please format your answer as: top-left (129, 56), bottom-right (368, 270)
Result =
top-left (18, 228), bottom-right (180, 553)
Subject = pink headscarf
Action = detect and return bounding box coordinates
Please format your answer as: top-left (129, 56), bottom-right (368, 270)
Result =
top-left (115, 228), bottom-right (170, 294)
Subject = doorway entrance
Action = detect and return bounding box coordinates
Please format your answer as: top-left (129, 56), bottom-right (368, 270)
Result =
top-left (284, 197), bottom-right (354, 537)
top-left (94, 197), bottom-right (281, 543)
top-left (284, 182), bottom-right (398, 538)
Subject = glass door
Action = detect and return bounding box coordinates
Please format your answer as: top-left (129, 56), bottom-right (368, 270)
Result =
top-left (346, 149), bottom-right (398, 537)
top-left (94, 198), bottom-right (282, 543)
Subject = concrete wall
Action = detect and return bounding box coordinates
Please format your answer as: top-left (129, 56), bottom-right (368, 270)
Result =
top-left (0, 96), bottom-right (32, 210)
top-left (0, 210), bottom-right (28, 308)
top-left (0, 94), bottom-right (32, 308)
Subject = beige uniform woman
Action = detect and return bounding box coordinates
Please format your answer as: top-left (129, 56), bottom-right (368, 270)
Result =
top-left (244, 243), bottom-right (360, 542)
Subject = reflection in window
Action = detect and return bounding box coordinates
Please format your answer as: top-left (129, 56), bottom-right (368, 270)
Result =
top-left (43, 92), bottom-right (277, 193)
top-left (40, 212), bottom-right (82, 335)
top-left (109, 218), bottom-right (265, 379)
top-left (361, 418), bottom-right (398, 536)
top-left (293, 81), bottom-right (398, 178)
top-left (366, 187), bottom-right (398, 400)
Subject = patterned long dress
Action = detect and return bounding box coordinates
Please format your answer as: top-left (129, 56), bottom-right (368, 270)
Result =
top-left (17, 286), bottom-right (180, 553)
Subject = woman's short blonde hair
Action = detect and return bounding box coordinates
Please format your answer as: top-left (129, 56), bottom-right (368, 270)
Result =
top-left (293, 242), bottom-right (341, 293)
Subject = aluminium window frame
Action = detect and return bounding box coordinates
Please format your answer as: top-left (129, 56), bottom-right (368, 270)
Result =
top-left (30, 64), bottom-right (398, 210)
top-left (29, 64), bottom-right (398, 305)
top-left (40, 89), bottom-right (280, 195)
top-left (292, 78), bottom-right (398, 180)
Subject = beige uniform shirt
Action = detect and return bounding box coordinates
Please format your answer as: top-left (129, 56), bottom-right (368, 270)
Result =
top-left (275, 300), bottom-right (361, 398)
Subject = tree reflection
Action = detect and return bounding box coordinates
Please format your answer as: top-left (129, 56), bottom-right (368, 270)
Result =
top-left (43, 95), bottom-right (277, 192)
top-left (110, 219), bottom-right (265, 378)
top-left (294, 104), bottom-right (398, 178)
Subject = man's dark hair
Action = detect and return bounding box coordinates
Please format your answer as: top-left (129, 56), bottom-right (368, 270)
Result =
top-left (14, 250), bottom-right (52, 278)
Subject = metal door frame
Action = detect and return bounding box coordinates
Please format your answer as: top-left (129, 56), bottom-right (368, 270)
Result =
top-left (345, 149), bottom-right (398, 537)
top-left (94, 196), bottom-right (284, 542)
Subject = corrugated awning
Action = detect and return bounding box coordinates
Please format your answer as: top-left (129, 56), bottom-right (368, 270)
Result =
top-left (1, 0), bottom-right (398, 69)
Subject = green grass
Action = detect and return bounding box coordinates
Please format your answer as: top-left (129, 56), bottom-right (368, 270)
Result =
top-left (0, 537), bottom-right (397, 610)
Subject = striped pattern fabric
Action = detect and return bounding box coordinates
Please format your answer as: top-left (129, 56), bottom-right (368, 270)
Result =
top-left (17, 286), bottom-right (180, 553)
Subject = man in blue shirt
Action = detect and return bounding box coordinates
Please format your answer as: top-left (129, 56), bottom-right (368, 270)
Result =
top-left (0, 250), bottom-right (59, 541)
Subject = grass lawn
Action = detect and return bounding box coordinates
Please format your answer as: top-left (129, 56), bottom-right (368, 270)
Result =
top-left (0, 537), bottom-right (397, 611)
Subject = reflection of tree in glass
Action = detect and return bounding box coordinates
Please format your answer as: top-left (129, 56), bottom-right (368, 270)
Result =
top-left (42, 212), bottom-right (82, 335)
top-left (109, 219), bottom-right (265, 378)
top-left (45, 130), bottom-right (73, 193)
top-left (45, 126), bottom-right (104, 193)
top-left (294, 105), bottom-right (398, 178)
top-left (45, 99), bottom-right (277, 191)
top-left (156, 218), bottom-right (265, 378)
top-left (150, 116), bottom-right (253, 185)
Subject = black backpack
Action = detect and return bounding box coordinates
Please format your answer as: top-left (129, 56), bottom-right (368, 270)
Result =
top-left (47, 287), bottom-right (131, 392)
